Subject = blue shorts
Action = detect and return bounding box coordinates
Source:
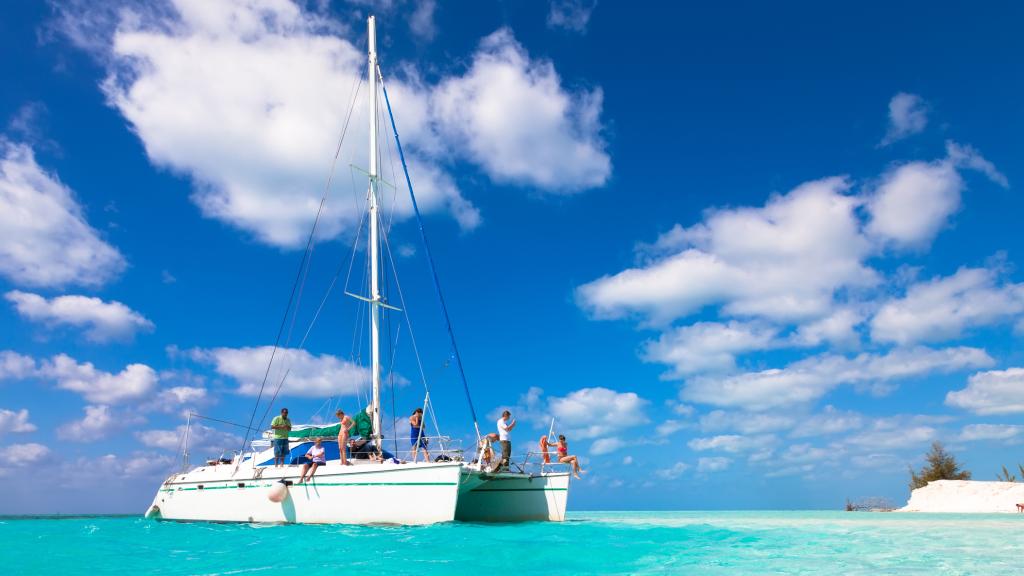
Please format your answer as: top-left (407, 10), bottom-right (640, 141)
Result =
top-left (410, 435), bottom-right (428, 448)
top-left (273, 438), bottom-right (289, 457)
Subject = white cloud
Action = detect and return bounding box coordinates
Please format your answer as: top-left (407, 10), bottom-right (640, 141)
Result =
top-left (682, 346), bottom-right (992, 411)
top-left (791, 308), bottom-right (862, 348)
top-left (408, 0), bottom-right (436, 41)
top-left (871, 267), bottom-right (1024, 345)
top-left (866, 143), bottom-right (1006, 251)
top-left (687, 434), bottom-right (775, 454)
top-left (844, 416), bottom-right (937, 450)
top-left (57, 405), bottom-right (115, 441)
top-left (189, 346), bottom-right (371, 398)
top-left (547, 0), bottom-right (597, 33)
top-left (880, 92), bottom-right (928, 146)
top-left (431, 29), bottom-right (610, 192)
top-left (655, 461), bottom-right (688, 480)
top-left (959, 424), bottom-right (1023, 442)
top-left (137, 422), bottom-right (241, 456)
top-left (655, 419), bottom-right (688, 437)
top-left (0, 408), bottom-right (36, 435)
top-left (547, 387), bottom-right (648, 439)
top-left (866, 160), bottom-right (963, 250)
top-left (42, 354), bottom-right (158, 404)
top-left (789, 405), bottom-right (863, 438)
top-left (64, 1), bottom-right (608, 248)
top-left (945, 140), bottom-right (1009, 188)
top-left (697, 456), bottom-right (731, 473)
top-left (0, 351), bottom-right (36, 380)
top-left (0, 442), bottom-right (50, 465)
top-left (589, 437), bottom-right (625, 456)
top-left (0, 141), bottom-right (124, 287)
top-left (578, 177), bottom-right (877, 325)
top-left (699, 410), bottom-right (795, 435)
top-left (5, 290), bottom-right (154, 343)
top-left (946, 368), bottom-right (1024, 415)
top-left (642, 321), bottom-right (777, 377)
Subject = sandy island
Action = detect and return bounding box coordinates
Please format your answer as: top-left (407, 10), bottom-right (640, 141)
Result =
top-left (900, 480), bottom-right (1024, 513)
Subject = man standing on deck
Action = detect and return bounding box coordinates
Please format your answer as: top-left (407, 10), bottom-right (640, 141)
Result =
top-left (497, 410), bottom-right (516, 471)
top-left (271, 408), bottom-right (292, 467)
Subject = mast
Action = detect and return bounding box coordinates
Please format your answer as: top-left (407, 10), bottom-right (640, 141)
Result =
top-left (367, 15), bottom-right (383, 451)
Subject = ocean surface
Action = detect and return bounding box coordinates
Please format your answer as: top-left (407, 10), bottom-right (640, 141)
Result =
top-left (3, 511), bottom-right (1022, 575)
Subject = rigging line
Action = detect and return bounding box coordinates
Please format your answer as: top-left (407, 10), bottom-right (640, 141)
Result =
top-left (251, 65), bottom-right (367, 438)
top-left (379, 70), bottom-right (481, 441)
top-left (191, 413), bottom-right (265, 432)
top-left (378, 204), bottom-right (446, 454)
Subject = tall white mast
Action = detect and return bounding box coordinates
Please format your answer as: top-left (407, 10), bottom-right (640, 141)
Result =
top-left (367, 15), bottom-right (383, 450)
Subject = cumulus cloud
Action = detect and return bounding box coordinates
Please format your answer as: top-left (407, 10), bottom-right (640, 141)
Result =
top-left (5, 290), bottom-right (154, 343)
top-left (871, 267), bottom-right (1024, 345)
top-left (697, 456), bottom-right (731, 473)
top-left (0, 408), bottom-right (37, 435)
top-left (655, 461), bottom-right (688, 480)
top-left (880, 92), bottom-right (928, 146)
top-left (137, 422), bottom-right (241, 457)
top-left (432, 28), bottom-right (610, 191)
top-left (42, 354), bottom-right (159, 404)
top-left (698, 410), bottom-right (795, 435)
top-left (0, 141), bottom-right (124, 287)
top-left (959, 424), bottom-right (1023, 442)
top-left (655, 419), bottom-right (688, 437)
top-left (946, 368), bottom-right (1024, 415)
top-left (788, 405), bottom-right (863, 438)
top-left (589, 437), bottom-right (625, 455)
top-left (57, 404), bottom-right (116, 441)
top-left (578, 177), bottom-right (877, 325)
top-left (58, 0), bottom-right (608, 248)
top-left (688, 434), bottom-right (775, 454)
top-left (189, 346), bottom-right (371, 398)
top-left (844, 417), bottom-right (937, 450)
top-left (866, 142), bottom-right (1007, 251)
top-left (546, 387), bottom-right (648, 440)
top-left (408, 0), bottom-right (436, 41)
top-left (681, 346), bottom-right (993, 411)
top-left (0, 351), bottom-right (36, 380)
top-left (0, 443), bottom-right (50, 466)
top-left (547, 0), bottom-right (597, 33)
top-left (642, 321), bottom-right (777, 377)
top-left (0, 351), bottom-right (159, 404)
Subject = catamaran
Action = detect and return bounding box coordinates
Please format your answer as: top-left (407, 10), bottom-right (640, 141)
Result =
top-left (145, 15), bottom-right (569, 525)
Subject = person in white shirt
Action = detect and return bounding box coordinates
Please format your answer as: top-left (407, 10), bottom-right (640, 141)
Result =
top-left (298, 437), bottom-right (327, 484)
top-left (496, 410), bottom-right (516, 471)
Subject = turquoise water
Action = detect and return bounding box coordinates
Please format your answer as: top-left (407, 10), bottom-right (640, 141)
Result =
top-left (3, 511), bottom-right (1023, 574)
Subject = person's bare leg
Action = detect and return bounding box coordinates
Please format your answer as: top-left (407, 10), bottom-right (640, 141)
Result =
top-left (308, 463), bottom-right (318, 482)
top-left (299, 463), bottom-right (310, 483)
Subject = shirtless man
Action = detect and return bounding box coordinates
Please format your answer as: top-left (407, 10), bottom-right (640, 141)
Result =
top-left (335, 409), bottom-right (353, 465)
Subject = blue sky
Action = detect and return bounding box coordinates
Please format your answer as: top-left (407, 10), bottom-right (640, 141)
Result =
top-left (2, 0), bottom-right (1024, 514)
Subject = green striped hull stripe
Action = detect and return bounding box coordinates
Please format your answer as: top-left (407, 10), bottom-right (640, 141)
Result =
top-left (470, 488), bottom-right (568, 492)
top-left (162, 482), bottom-right (457, 492)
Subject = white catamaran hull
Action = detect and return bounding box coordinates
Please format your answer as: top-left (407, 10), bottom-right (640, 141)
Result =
top-left (147, 461), bottom-right (464, 525)
top-left (455, 469), bottom-right (571, 522)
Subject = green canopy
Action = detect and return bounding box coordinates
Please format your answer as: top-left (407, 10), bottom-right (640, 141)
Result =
top-left (287, 423), bottom-right (343, 438)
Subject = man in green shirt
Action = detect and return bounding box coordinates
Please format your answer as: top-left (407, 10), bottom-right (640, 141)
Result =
top-left (270, 408), bottom-right (292, 467)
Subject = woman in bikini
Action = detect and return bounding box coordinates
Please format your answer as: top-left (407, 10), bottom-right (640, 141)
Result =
top-left (335, 409), bottom-right (353, 465)
top-left (556, 434), bottom-right (584, 479)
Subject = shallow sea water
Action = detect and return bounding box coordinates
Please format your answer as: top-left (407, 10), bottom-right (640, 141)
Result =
top-left (3, 511), bottom-right (1022, 575)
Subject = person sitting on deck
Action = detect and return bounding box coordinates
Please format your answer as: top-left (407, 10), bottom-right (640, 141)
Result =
top-left (556, 435), bottom-right (584, 480)
top-left (410, 408), bottom-right (430, 463)
top-left (335, 409), bottom-right (353, 465)
top-left (298, 438), bottom-right (327, 483)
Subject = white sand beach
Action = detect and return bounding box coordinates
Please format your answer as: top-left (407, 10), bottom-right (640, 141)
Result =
top-left (900, 480), bottom-right (1024, 513)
